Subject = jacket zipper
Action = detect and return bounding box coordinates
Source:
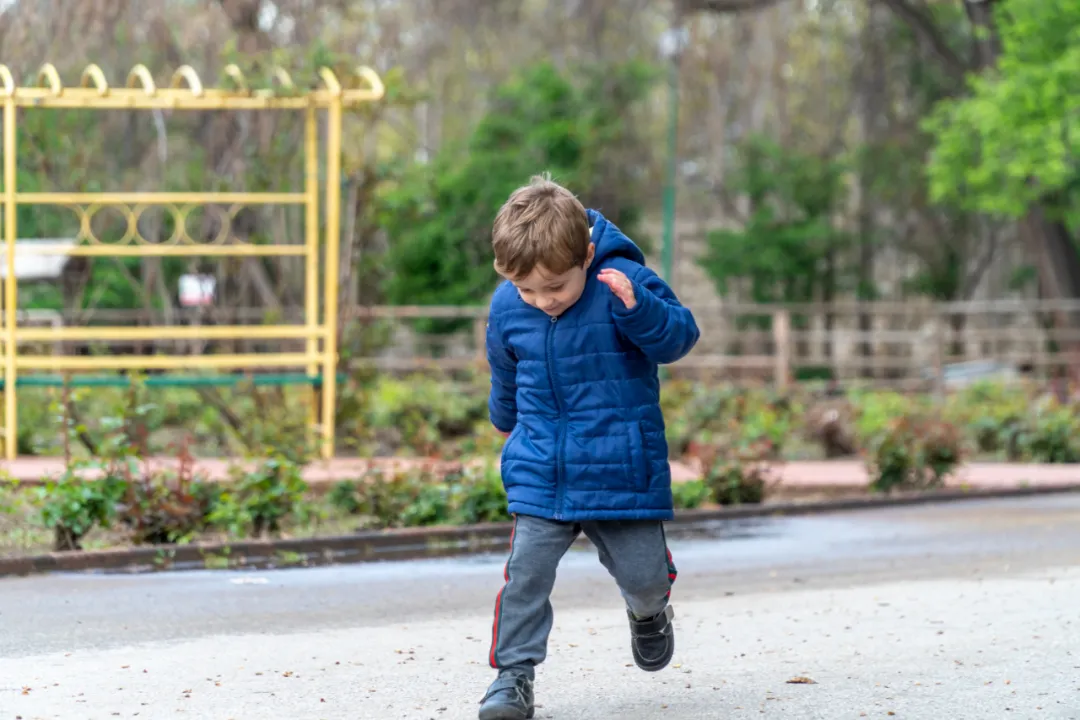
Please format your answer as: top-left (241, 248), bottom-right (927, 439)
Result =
top-left (546, 315), bottom-right (566, 519)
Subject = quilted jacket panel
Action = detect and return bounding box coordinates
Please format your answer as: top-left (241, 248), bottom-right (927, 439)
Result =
top-left (486, 210), bottom-right (700, 521)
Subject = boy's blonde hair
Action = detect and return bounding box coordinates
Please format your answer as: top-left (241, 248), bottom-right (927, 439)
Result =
top-left (492, 174), bottom-right (591, 279)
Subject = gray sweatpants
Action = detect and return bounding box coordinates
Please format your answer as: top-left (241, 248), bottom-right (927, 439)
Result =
top-left (488, 514), bottom-right (677, 673)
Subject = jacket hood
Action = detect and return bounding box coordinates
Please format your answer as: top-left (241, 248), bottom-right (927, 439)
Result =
top-left (587, 209), bottom-right (645, 266)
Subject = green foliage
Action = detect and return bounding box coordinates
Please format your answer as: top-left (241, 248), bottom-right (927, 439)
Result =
top-left (353, 468), bottom-right (426, 528)
top-left (347, 374), bottom-right (489, 457)
top-left (1011, 397), bottom-right (1080, 463)
top-left (399, 482), bottom-right (454, 527)
top-left (328, 461), bottom-right (509, 529)
top-left (848, 389), bottom-right (924, 449)
top-left (37, 471), bottom-right (128, 551)
top-left (866, 416), bottom-right (965, 494)
top-left (450, 462), bottom-right (510, 525)
top-left (942, 380), bottom-right (1030, 452)
top-left (327, 479), bottom-right (364, 515)
top-left (662, 380), bottom-right (801, 460)
top-left (23, 374), bottom-right (1080, 556)
top-left (924, 0), bottom-right (1080, 231)
top-left (702, 135), bottom-right (851, 303)
top-left (699, 447), bottom-right (774, 506)
top-left (380, 60), bottom-right (658, 332)
top-left (209, 455), bottom-right (310, 538)
top-left (671, 479), bottom-right (711, 510)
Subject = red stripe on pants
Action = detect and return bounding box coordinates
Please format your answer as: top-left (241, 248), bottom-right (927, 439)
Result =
top-left (488, 516), bottom-right (518, 668)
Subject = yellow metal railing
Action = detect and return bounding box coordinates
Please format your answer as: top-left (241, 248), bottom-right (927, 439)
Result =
top-left (0, 62), bottom-right (385, 460)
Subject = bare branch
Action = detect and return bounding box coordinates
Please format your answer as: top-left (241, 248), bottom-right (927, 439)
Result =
top-left (678, 0), bottom-right (787, 13)
top-left (963, 222), bottom-right (1000, 299)
top-left (874, 0), bottom-right (968, 81)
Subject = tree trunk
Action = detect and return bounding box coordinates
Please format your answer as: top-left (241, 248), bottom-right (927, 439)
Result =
top-left (1023, 205), bottom-right (1080, 377)
top-left (855, 4), bottom-right (889, 378)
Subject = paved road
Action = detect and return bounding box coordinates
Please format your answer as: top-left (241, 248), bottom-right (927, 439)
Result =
top-left (2, 495), bottom-right (1079, 719)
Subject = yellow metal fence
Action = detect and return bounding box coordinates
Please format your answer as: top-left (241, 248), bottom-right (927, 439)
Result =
top-left (0, 61), bottom-right (385, 460)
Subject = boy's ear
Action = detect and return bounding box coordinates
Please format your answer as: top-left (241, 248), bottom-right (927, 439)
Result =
top-left (584, 243), bottom-right (596, 268)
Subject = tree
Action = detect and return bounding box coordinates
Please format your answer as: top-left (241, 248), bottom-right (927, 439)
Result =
top-left (379, 59), bottom-right (658, 333)
top-left (923, 0), bottom-right (1080, 233)
top-left (701, 134), bottom-right (851, 304)
top-left (921, 0), bottom-right (1080, 358)
top-left (680, 0), bottom-right (1080, 304)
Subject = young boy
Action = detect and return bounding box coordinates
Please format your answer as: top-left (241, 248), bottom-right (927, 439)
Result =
top-left (478, 175), bottom-right (700, 719)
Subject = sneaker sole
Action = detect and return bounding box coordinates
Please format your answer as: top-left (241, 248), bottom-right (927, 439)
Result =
top-left (632, 629), bottom-right (674, 672)
top-left (631, 606), bottom-right (675, 672)
top-left (478, 706), bottom-right (535, 720)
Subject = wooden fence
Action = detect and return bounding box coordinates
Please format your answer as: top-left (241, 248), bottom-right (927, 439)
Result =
top-left (14, 299), bottom-right (1080, 390)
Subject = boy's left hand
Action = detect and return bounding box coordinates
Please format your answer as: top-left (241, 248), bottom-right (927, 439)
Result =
top-left (598, 269), bottom-right (637, 310)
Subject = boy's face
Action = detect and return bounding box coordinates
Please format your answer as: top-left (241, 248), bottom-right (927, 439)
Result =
top-left (507, 243), bottom-right (595, 317)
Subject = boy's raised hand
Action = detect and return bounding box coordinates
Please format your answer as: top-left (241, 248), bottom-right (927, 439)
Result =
top-left (598, 268), bottom-right (637, 310)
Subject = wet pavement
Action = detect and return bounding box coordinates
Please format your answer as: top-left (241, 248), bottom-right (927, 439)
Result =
top-left (1, 494), bottom-right (1079, 719)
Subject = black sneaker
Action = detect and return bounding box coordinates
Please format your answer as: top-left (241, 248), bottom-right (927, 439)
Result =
top-left (628, 605), bottom-right (675, 672)
top-left (478, 668), bottom-right (535, 720)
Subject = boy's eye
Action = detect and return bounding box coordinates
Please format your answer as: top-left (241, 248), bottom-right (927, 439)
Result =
top-left (546, 286), bottom-right (564, 292)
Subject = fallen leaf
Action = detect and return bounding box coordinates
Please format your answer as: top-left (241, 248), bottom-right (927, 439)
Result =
top-left (787, 677), bottom-right (817, 685)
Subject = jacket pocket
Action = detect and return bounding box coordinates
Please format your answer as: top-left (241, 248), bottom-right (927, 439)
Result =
top-left (499, 424), bottom-right (522, 472)
top-left (626, 421), bottom-right (651, 492)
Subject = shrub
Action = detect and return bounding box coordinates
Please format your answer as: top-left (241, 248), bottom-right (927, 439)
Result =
top-left (38, 469), bottom-right (128, 551)
top-left (356, 467), bottom-right (430, 529)
top-left (400, 483), bottom-right (454, 527)
top-left (737, 404), bottom-right (793, 459)
top-left (117, 442), bottom-right (217, 545)
top-left (210, 455), bottom-right (309, 537)
top-left (327, 479), bottom-right (364, 515)
top-left (1011, 397), bottom-right (1080, 463)
top-left (450, 462), bottom-right (510, 525)
top-left (358, 462), bottom-right (510, 528)
top-left (665, 384), bottom-right (801, 461)
top-left (671, 479), bottom-right (711, 510)
top-left (693, 441), bottom-right (777, 506)
top-left (866, 416), bottom-right (964, 493)
top-left (849, 389), bottom-right (923, 450)
top-left (943, 380), bottom-right (1031, 454)
top-left (348, 375), bottom-right (489, 457)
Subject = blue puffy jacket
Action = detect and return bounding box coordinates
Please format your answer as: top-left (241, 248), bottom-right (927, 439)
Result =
top-left (485, 209), bottom-right (700, 522)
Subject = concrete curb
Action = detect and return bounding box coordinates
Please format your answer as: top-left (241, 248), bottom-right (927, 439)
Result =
top-left (2, 483), bottom-right (1078, 578)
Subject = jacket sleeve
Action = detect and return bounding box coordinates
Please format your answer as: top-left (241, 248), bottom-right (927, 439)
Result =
top-left (485, 312), bottom-right (518, 433)
top-left (611, 267), bottom-right (700, 365)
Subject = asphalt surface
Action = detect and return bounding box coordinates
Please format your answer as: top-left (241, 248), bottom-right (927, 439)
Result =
top-left (1, 494), bottom-right (1079, 719)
